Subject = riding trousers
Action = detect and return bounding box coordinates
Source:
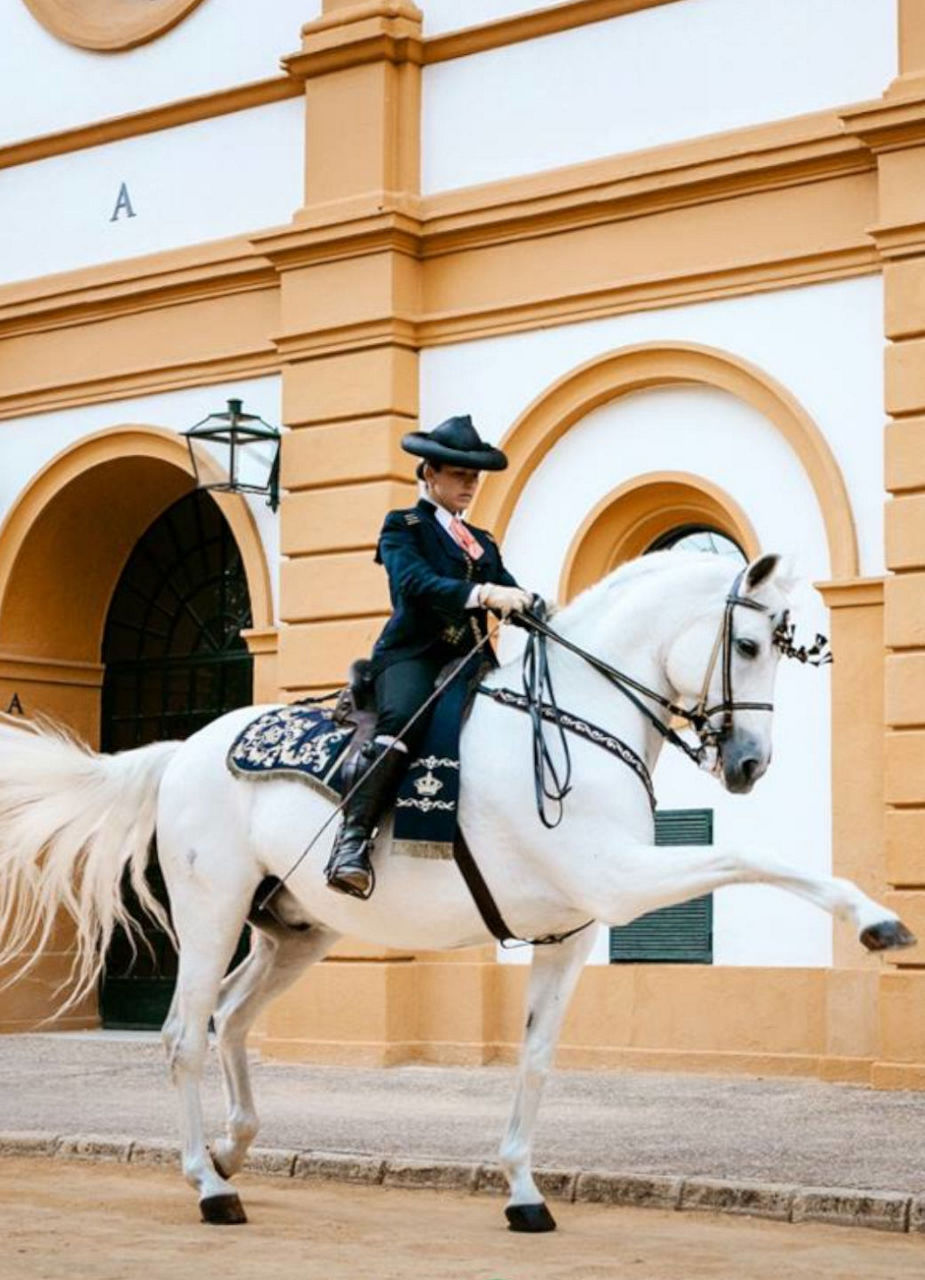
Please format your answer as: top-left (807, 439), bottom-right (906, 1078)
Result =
top-left (373, 653), bottom-right (450, 756)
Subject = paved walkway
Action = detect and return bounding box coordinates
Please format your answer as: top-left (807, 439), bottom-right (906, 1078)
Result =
top-left (2, 1032), bottom-right (925, 1195)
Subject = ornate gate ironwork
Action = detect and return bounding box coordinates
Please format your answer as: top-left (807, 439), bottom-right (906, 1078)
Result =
top-left (99, 490), bottom-right (254, 1029)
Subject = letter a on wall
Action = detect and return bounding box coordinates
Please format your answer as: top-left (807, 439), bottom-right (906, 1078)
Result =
top-left (110, 182), bottom-right (136, 222)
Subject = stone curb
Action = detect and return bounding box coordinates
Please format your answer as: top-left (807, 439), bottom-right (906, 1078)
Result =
top-left (1, 1131), bottom-right (918, 1235)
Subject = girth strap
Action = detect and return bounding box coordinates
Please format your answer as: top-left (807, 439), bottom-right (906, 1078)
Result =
top-left (453, 828), bottom-right (594, 949)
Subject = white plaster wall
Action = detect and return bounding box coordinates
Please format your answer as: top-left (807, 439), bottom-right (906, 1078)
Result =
top-left (420, 276), bottom-right (883, 967)
top-left (0, 376), bottom-right (282, 621)
top-left (420, 0), bottom-right (549, 35)
top-left (0, 0), bottom-right (320, 146)
top-left (422, 277), bottom-right (885, 578)
top-left (0, 100), bottom-right (305, 285)
top-left (422, 0), bottom-right (897, 192)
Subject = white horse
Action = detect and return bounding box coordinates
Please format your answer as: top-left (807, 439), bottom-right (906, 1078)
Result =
top-left (0, 551), bottom-right (914, 1230)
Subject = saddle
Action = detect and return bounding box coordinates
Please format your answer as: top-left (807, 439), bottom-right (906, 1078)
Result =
top-left (329, 659), bottom-right (379, 785)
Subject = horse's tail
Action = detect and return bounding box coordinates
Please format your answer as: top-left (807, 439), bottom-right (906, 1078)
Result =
top-left (0, 714), bottom-right (182, 1014)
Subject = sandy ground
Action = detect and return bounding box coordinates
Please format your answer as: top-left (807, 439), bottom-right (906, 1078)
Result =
top-left (1, 1157), bottom-right (924, 1280)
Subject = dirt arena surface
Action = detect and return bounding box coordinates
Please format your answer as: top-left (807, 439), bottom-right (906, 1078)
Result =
top-left (2, 1157), bottom-right (924, 1280)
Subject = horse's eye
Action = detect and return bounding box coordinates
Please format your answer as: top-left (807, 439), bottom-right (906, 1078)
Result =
top-left (735, 638), bottom-right (760, 659)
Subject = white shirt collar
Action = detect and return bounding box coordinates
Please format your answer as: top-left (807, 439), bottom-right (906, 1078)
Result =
top-left (422, 496), bottom-right (464, 530)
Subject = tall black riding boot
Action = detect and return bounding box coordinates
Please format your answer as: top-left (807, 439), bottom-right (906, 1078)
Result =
top-left (325, 739), bottom-right (407, 899)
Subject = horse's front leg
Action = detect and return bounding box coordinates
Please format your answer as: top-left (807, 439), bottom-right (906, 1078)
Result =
top-left (567, 842), bottom-right (915, 954)
top-left (499, 925), bottom-right (597, 1233)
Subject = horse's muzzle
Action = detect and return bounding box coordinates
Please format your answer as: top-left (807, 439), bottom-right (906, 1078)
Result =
top-left (721, 732), bottom-right (769, 794)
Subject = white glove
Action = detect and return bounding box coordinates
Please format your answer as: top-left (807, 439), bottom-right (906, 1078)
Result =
top-left (481, 584), bottom-right (533, 618)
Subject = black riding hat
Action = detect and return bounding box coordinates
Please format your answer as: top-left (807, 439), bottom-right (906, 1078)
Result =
top-left (401, 415), bottom-right (508, 472)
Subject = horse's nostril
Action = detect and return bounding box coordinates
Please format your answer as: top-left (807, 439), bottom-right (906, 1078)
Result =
top-left (742, 757), bottom-right (760, 782)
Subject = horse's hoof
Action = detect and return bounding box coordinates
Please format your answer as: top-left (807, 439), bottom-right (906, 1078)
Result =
top-left (200, 1193), bottom-right (248, 1225)
top-left (210, 1151), bottom-right (232, 1182)
top-left (860, 920), bottom-right (917, 952)
top-left (505, 1202), bottom-right (557, 1233)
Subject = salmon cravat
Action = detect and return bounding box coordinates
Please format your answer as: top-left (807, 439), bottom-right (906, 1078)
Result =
top-left (449, 516), bottom-right (484, 560)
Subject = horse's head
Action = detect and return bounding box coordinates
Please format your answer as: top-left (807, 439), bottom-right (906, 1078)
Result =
top-left (663, 553), bottom-right (798, 795)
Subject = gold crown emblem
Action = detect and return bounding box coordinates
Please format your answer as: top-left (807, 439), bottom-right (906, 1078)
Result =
top-left (414, 770), bottom-right (443, 798)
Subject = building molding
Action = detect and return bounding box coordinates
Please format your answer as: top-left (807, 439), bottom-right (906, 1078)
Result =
top-left (425, 0), bottom-right (678, 65)
top-left (558, 471), bottom-right (761, 602)
top-left (816, 577), bottom-right (885, 609)
top-left (470, 342), bottom-right (859, 582)
top-left (0, 77), bottom-right (302, 173)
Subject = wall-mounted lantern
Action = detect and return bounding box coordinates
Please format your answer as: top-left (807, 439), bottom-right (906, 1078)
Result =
top-left (183, 398), bottom-right (281, 511)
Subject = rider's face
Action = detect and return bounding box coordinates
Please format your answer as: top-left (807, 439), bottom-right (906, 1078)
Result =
top-left (425, 465), bottom-right (480, 515)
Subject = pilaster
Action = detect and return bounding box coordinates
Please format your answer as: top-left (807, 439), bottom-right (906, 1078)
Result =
top-left (842, 28), bottom-right (925, 1080)
top-left (815, 580), bottom-right (886, 968)
top-left (255, 1), bottom-right (424, 697)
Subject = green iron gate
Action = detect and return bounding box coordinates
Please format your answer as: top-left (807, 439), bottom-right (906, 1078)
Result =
top-left (99, 489), bottom-right (254, 1029)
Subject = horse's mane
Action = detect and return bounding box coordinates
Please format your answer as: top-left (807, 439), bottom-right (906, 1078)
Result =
top-left (552, 550), bottom-right (728, 634)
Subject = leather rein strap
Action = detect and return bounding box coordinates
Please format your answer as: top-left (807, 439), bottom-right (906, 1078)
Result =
top-left (479, 571), bottom-right (776, 836)
top-left (452, 573), bottom-right (772, 951)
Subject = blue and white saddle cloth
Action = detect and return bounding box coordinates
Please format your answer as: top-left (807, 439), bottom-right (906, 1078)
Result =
top-left (226, 685), bottom-right (467, 861)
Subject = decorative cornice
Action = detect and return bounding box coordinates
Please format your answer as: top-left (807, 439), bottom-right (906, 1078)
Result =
top-left (867, 221), bottom-right (925, 261)
top-left (0, 104), bottom-right (883, 419)
top-left (417, 247), bottom-right (879, 347)
top-left (815, 578), bottom-right (885, 609)
top-left (0, 235), bottom-right (278, 339)
top-left (425, 0), bottom-right (678, 65)
top-left (841, 88), bottom-right (925, 154)
top-left (0, 349), bottom-right (280, 422)
top-left (252, 207), bottom-right (423, 269)
top-left (0, 77), bottom-right (302, 173)
top-left (240, 627), bottom-right (279, 656)
top-left (0, 653), bottom-right (104, 687)
top-left (283, 3), bottom-right (423, 80)
top-left (422, 110), bottom-right (870, 256)
top-left (271, 316), bottom-right (419, 361)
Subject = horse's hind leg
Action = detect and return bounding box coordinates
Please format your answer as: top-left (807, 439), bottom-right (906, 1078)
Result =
top-left (211, 920), bottom-right (340, 1179)
top-left (500, 926), bottom-right (597, 1233)
top-left (163, 884), bottom-right (253, 1225)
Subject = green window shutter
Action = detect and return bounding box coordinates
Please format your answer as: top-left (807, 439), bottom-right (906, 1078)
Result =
top-left (609, 809), bottom-right (713, 964)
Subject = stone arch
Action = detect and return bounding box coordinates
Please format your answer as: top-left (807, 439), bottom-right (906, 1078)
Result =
top-left (469, 342), bottom-right (858, 581)
top-left (559, 471), bottom-right (761, 602)
top-left (0, 425), bottom-right (273, 741)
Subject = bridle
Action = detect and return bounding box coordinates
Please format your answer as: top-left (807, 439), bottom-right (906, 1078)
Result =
top-left (495, 567), bottom-right (830, 828)
top-left (686, 568), bottom-right (777, 756)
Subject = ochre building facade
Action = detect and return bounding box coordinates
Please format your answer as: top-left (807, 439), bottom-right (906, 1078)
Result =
top-left (2, 0), bottom-right (925, 1087)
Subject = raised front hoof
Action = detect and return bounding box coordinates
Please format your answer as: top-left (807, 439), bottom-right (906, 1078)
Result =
top-left (209, 1152), bottom-right (233, 1182)
top-left (860, 920), bottom-right (917, 952)
top-left (505, 1202), bottom-right (557, 1233)
top-left (199, 1193), bottom-right (248, 1225)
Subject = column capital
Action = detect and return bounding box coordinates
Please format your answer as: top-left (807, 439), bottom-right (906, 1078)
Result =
top-left (283, 1), bottom-right (424, 80)
top-left (841, 89), bottom-right (925, 156)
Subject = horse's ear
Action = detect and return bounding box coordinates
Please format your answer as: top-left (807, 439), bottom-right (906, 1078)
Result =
top-left (744, 553), bottom-right (779, 593)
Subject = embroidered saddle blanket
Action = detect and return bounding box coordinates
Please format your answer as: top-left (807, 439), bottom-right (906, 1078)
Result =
top-left (227, 681), bottom-right (467, 860)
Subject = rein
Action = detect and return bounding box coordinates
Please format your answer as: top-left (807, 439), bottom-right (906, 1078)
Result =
top-left (487, 570), bottom-right (786, 831)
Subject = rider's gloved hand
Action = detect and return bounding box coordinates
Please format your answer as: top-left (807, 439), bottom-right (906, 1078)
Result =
top-left (481, 584), bottom-right (534, 619)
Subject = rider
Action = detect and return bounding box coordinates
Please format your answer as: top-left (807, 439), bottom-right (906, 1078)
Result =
top-left (325, 414), bottom-right (533, 899)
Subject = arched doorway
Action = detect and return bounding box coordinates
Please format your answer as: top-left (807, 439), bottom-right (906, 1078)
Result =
top-left (0, 425), bottom-right (275, 1031)
top-left (99, 490), bottom-right (254, 1029)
